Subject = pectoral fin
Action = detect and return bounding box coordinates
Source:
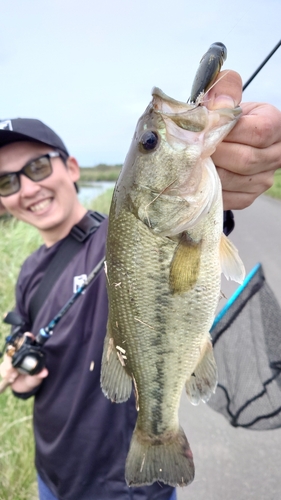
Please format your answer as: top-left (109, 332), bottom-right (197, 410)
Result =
top-left (185, 339), bottom-right (217, 405)
top-left (220, 233), bottom-right (245, 284)
top-left (100, 322), bottom-right (132, 403)
top-left (169, 234), bottom-right (202, 294)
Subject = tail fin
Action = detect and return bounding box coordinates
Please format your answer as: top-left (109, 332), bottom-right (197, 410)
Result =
top-left (125, 426), bottom-right (194, 487)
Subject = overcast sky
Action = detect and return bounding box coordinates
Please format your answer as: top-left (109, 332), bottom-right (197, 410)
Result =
top-left (1, 0), bottom-right (280, 166)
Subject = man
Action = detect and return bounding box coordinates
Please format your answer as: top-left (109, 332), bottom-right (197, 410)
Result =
top-left (0, 122), bottom-right (176, 500)
top-left (0, 70), bottom-right (281, 500)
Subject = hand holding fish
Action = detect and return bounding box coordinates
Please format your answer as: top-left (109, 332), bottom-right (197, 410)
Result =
top-left (206, 70), bottom-right (281, 209)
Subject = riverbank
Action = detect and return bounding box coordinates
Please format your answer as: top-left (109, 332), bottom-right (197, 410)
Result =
top-left (79, 164), bottom-right (121, 182)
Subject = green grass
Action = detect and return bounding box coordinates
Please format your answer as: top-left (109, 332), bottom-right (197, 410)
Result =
top-left (265, 169), bottom-right (281, 199)
top-left (0, 190), bottom-right (113, 500)
top-left (0, 219), bottom-right (42, 500)
top-left (0, 401), bottom-right (38, 500)
top-left (86, 187), bottom-right (114, 213)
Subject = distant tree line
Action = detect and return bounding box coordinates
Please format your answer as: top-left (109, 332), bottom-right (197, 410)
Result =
top-left (79, 164), bottom-right (122, 182)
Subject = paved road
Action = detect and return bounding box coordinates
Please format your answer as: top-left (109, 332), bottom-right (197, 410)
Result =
top-left (177, 195), bottom-right (281, 500)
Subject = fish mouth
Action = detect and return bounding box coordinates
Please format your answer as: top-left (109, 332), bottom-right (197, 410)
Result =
top-left (151, 87), bottom-right (208, 151)
top-left (151, 86), bottom-right (241, 120)
top-left (152, 87), bottom-right (205, 130)
top-left (151, 87), bottom-right (241, 151)
top-left (152, 87), bottom-right (191, 112)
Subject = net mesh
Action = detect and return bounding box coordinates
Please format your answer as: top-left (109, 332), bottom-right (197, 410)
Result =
top-left (208, 264), bottom-right (281, 430)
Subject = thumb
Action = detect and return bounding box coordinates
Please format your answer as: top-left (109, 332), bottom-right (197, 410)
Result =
top-left (204, 70), bottom-right (242, 110)
top-left (35, 367), bottom-right (49, 379)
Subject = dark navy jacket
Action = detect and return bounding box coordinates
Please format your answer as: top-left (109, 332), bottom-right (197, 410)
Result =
top-left (14, 216), bottom-right (174, 500)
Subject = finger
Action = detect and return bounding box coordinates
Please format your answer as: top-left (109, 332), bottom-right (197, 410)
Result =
top-left (219, 169), bottom-right (276, 210)
top-left (218, 166), bottom-right (276, 192)
top-left (204, 70), bottom-right (242, 109)
top-left (0, 355), bottom-right (17, 378)
top-left (224, 104), bottom-right (281, 148)
top-left (35, 368), bottom-right (49, 379)
top-left (213, 141), bottom-right (281, 176)
top-left (0, 379), bottom-right (11, 394)
top-left (24, 331), bottom-right (35, 340)
top-left (0, 371), bottom-right (19, 394)
top-left (11, 368), bottom-right (48, 393)
top-left (222, 190), bottom-right (259, 210)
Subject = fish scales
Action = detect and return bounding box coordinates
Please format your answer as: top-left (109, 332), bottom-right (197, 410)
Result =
top-left (101, 87), bottom-right (245, 488)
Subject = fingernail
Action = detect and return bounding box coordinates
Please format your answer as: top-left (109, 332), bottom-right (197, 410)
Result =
top-left (211, 95), bottom-right (237, 109)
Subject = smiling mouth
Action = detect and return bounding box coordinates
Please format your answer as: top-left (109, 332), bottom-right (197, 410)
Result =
top-left (29, 199), bottom-right (52, 212)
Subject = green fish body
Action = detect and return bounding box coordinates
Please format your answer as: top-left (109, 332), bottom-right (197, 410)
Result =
top-left (101, 88), bottom-right (244, 488)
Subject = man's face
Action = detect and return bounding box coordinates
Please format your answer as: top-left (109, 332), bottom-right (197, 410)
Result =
top-left (0, 141), bottom-right (82, 240)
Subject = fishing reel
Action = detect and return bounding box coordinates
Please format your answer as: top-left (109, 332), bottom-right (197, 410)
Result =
top-left (1, 311), bottom-right (46, 376)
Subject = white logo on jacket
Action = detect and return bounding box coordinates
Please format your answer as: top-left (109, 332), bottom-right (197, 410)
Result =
top-left (73, 274), bottom-right (87, 293)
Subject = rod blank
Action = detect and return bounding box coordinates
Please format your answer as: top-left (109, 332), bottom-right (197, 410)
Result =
top-left (243, 40), bottom-right (281, 91)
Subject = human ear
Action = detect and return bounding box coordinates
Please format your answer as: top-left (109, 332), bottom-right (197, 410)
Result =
top-left (65, 156), bottom-right (80, 183)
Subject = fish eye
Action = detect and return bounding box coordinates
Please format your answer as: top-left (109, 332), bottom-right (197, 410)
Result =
top-left (140, 131), bottom-right (158, 151)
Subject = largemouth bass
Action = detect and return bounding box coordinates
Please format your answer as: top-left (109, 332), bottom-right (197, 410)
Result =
top-left (101, 87), bottom-right (245, 488)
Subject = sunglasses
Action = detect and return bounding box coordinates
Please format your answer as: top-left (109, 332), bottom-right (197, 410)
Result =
top-left (0, 152), bottom-right (60, 197)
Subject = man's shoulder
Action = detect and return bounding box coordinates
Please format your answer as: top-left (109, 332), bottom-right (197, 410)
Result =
top-left (21, 243), bottom-right (48, 270)
top-left (19, 215), bottom-right (108, 282)
top-left (84, 214), bottom-right (108, 251)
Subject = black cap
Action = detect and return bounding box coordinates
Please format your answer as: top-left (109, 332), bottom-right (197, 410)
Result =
top-left (0, 118), bottom-right (69, 160)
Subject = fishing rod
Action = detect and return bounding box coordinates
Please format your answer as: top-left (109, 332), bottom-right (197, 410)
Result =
top-left (35, 256), bottom-right (105, 346)
top-left (243, 40), bottom-right (281, 91)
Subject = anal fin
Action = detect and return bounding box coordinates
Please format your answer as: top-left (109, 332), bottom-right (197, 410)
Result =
top-left (185, 339), bottom-right (217, 405)
top-left (100, 321), bottom-right (132, 403)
